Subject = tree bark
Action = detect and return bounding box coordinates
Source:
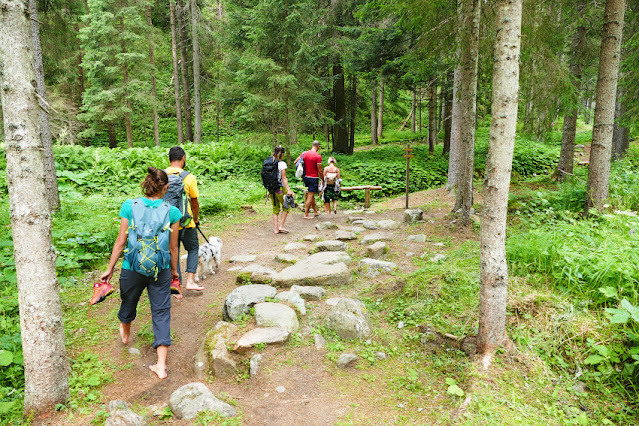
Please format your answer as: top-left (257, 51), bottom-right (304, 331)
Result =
top-left (556, 0), bottom-right (587, 181)
top-left (29, 0), bottom-right (60, 211)
top-left (454, 0), bottom-right (481, 225)
top-left (377, 77), bottom-right (384, 140)
top-left (108, 122), bottom-right (117, 149)
top-left (170, 0), bottom-right (184, 144)
top-left (447, 65), bottom-right (462, 188)
top-left (146, 6), bottom-right (160, 147)
top-left (585, 0), bottom-right (625, 213)
top-left (443, 70), bottom-right (453, 155)
top-left (428, 81), bottom-right (437, 153)
top-left (349, 74), bottom-right (356, 154)
top-left (411, 89), bottom-right (416, 133)
top-left (177, 0), bottom-right (193, 142)
top-left (333, 64), bottom-right (348, 153)
top-left (611, 87), bottom-right (629, 160)
top-left (371, 81), bottom-right (378, 144)
top-left (0, 0), bottom-right (70, 413)
top-left (477, 0), bottom-right (523, 365)
top-left (190, 0), bottom-right (202, 143)
top-left (119, 8), bottom-right (133, 148)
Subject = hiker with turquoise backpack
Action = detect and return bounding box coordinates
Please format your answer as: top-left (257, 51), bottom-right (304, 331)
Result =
top-left (98, 167), bottom-right (181, 380)
top-left (164, 146), bottom-right (204, 293)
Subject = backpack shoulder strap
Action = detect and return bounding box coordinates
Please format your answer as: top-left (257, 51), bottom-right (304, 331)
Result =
top-left (178, 170), bottom-right (190, 180)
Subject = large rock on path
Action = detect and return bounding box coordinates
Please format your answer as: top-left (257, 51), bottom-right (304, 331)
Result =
top-left (316, 221), bottom-right (338, 231)
top-left (367, 241), bottom-right (389, 259)
top-left (314, 240), bottom-right (348, 252)
top-left (359, 258), bottom-right (397, 277)
top-left (326, 298), bottom-right (371, 340)
top-left (284, 242), bottom-right (307, 252)
top-left (403, 209), bottom-right (424, 223)
top-left (275, 291), bottom-right (307, 314)
top-left (169, 383), bottom-right (236, 419)
top-left (233, 327), bottom-right (291, 353)
top-left (275, 262), bottom-right (350, 287)
top-left (223, 284), bottom-right (278, 321)
top-left (377, 219), bottom-right (399, 230)
top-left (206, 322), bottom-right (238, 378)
top-left (254, 302), bottom-right (299, 332)
top-left (334, 230), bottom-right (357, 241)
top-left (236, 264), bottom-right (278, 284)
top-left (361, 233), bottom-right (393, 245)
top-left (362, 220), bottom-right (379, 230)
top-left (303, 251), bottom-right (351, 265)
top-left (106, 400), bottom-right (146, 426)
top-left (290, 285), bottom-right (326, 301)
top-left (229, 255), bottom-right (257, 263)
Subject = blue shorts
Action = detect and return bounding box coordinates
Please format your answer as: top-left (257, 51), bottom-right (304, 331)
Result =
top-left (304, 177), bottom-right (319, 193)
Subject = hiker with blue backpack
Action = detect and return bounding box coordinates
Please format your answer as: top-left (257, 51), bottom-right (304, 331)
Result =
top-left (165, 146), bottom-right (204, 293)
top-left (99, 167), bottom-right (181, 380)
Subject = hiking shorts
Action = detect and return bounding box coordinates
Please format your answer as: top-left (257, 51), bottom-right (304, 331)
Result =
top-left (118, 268), bottom-right (171, 348)
top-left (323, 185), bottom-right (338, 203)
top-left (304, 177), bottom-right (319, 193)
top-left (271, 188), bottom-right (290, 214)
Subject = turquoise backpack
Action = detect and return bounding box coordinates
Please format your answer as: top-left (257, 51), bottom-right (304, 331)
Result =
top-left (124, 199), bottom-right (172, 278)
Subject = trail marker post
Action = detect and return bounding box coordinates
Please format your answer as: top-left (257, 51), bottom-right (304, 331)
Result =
top-left (404, 144), bottom-right (414, 208)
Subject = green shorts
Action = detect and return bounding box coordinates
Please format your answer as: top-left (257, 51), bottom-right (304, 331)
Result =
top-left (323, 185), bottom-right (338, 203)
top-left (271, 188), bottom-right (290, 214)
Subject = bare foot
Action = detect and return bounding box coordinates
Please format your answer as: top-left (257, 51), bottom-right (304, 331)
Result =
top-left (303, 216), bottom-right (313, 219)
top-left (119, 323), bottom-right (130, 345)
top-left (278, 229), bottom-right (289, 234)
top-left (149, 364), bottom-right (167, 380)
top-left (274, 229), bottom-right (280, 234)
top-left (185, 282), bottom-right (204, 291)
top-left (172, 292), bottom-right (183, 300)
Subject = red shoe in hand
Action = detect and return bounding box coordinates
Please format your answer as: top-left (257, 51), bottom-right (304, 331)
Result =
top-left (170, 278), bottom-right (183, 299)
top-left (89, 282), bottom-right (115, 306)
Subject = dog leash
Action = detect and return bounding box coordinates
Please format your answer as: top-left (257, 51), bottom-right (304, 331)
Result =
top-left (195, 223), bottom-right (210, 244)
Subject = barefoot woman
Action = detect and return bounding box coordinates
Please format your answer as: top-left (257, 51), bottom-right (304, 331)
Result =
top-left (100, 167), bottom-right (181, 379)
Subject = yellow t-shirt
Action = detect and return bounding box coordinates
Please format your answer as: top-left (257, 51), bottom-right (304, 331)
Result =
top-left (165, 166), bottom-right (199, 229)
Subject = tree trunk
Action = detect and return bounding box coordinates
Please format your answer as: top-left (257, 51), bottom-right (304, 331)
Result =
top-left (190, 0), bottom-right (202, 143)
top-left (419, 86), bottom-right (422, 133)
top-left (349, 74), bottom-right (356, 154)
top-left (477, 0), bottom-right (523, 365)
top-left (585, 0), bottom-right (625, 213)
top-left (177, 0), bottom-right (193, 142)
top-left (333, 64), bottom-right (348, 153)
top-left (169, 0), bottom-right (184, 144)
top-left (120, 12), bottom-right (133, 148)
top-left (443, 70), bottom-right (453, 155)
top-left (107, 122), bottom-right (117, 148)
top-left (0, 0), bottom-right (70, 413)
top-left (428, 81), bottom-right (437, 153)
top-left (556, 0), bottom-right (587, 181)
top-left (377, 77), bottom-right (384, 140)
top-left (447, 66), bottom-right (462, 188)
top-left (371, 81), bottom-right (378, 144)
top-left (454, 0), bottom-right (481, 225)
top-left (611, 88), bottom-right (629, 160)
top-left (438, 82), bottom-right (444, 133)
top-left (411, 90), bottom-right (416, 133)
top-left (75, 22), bottom-right (85, 107)
top-left (584, 98), bottom-right (591, 124)
top-left (146, 6), bottom-right (160, 147)
top-left (29, 0), bottom-right (60, 211)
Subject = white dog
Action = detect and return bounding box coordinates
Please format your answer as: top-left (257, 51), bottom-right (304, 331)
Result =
top-left (181, 236), bottom-right (223, 282)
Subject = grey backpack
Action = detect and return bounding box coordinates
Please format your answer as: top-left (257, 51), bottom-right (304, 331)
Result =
top-left (163, 170), bottom-right (192, 227)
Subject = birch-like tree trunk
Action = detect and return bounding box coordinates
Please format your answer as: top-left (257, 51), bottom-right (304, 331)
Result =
top-left (446, 65), bottom-right (462, 189)
top-left (585, 0), bottom-right (625, 213)
top-left (454, 0), bottom-right (481, 224)
top-left (556, 0), bottom-right (587, 181)
top-left (371, 81), bottom-right (378, 144)
top-left (177, 0), bottom-right (193, 142)
top-left (146, 6), bottom-right (160, 147)
top-left (190, 0), bottom-right (202, 143)
top-left (0, 0), bottom-right (69, 412)
top-left (477, 0), bottom-right (523, 366)
top-left (119, 9), bottom-right (133, 148)
top-left (428, 81), bottom-right (437, 154)
top-left (377, 77), bottom-right (384, 140)
top-left (170, 0), bottom-right (184, 144)
top-left (443, 71), bottom-right (453, 155)
top-left (411, 90), bottom-right (416, 133)
top-left (349, 74), bottom-right (356, 154)
top-left (29, 0), bottom-right (60, 211)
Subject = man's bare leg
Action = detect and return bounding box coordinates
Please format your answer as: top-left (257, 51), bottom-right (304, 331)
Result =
top-left (149, 345), bottom-right (168, 379)
top-left (279, 211), bottom-right (289, 233)
top-left (272, 214), bottom-right (280, 233)
top-left (185, 272), bottom-right (204, 291)
top-left (304, 192), bottom-right (313, 218)
top-left (119, 322), bottom-right (131, 344)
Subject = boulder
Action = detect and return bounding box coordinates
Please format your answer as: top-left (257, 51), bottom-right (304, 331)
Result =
top-left (315, 221), bottom-right (338, 231)
top-left (377, 219), bottom-right (399, 230)
top-left (105, 404), bottom-right (147, 426)
top-left (341, 226), bottom-right (365, 234)
top-left (407, 234), bottom-right (427, 242)
top-left (303, 251), bottom-right (351, 265)
top-left (314, 240), bottom-right (348, 252)
top-left (403, 209), bottom-right (424, 223)
top-left (290, 285), bottom-right (326, 301)
top-left (325, 297), bottom-right (346, 306)
top-left (351, 220), bottom-right (365, 225)
top-left (470, 214), bottom-right (481, 226)
top-left (229, 255), bottom-right (257, 263)
top-left (284, 242), bottom-right (307, 252)
top-left (334, 230), bottom-right (357, 241)
top-left (359, 258), bottom-right (397, 277)
top-left (347, 216), bottom-right (366, 223)
top-left (274, 262), bottom-right (351, 287)
top-left (222, 284), bottom-right (278, 321)
top-left (362, 220), bottom-right (379, 230)
top-left (236, 264), bottom-right (278, 284)
top-left (366, 241), bottom-right (389, 259)
top-left (275, 291), bottom-right (307, 315)
top-left (325, 298), bottom-right (371, 340)
top-left (336, 353), bottom-right (359, 369)
top-left (169, 383), bottom-right (236, 419)
top-left (303, 234), bottom-right (320, 242)
top-left (361, 233), bottom-right (393, 245)
top-left (314, 334), bottom-right (327, 350)
top-left (206, 322), bottom-right (238, 378)
top-left (233, 327), bottom-right (291, 353)
top-left (254, 302), bottom-right (299, 332)
top-left (274, 253), bottom-right (299, 264)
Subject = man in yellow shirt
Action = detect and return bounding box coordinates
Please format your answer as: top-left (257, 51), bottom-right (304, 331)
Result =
top-left (166, 147), bottom-right (204, 291)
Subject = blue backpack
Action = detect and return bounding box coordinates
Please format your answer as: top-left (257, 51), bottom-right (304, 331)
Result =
top-left (124, 199), bottom-right (172, 278)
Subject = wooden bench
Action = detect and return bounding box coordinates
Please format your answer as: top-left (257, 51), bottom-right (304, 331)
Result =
top-left (340, 186), bottom-right (382, 208)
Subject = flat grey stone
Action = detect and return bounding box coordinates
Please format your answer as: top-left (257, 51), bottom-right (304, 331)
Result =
top-left (342, 226), bottom-right (365, 234)
top-left (433, 242), bottom-right (445, 247)
top-left (334, 230), bottom-right (357, 241)
top-left (377, 219), bottom-right (399, 230)
top-left (326, 298), bottom-right (371, 340)
top-left (303, 234), bottom-right (320, 242)
top-left (315, 221), bottom-right (338, 231)
top-left (430, 254), bottom-right (446, 263)
top-left (108, 400), bottom-right (131, 412)
top-left (206, 322), bottom-right (238, 378)
top-left (229, 255), bottom-right (257, 263)
top-left (367, 241), bottom-right (388, 259)
top-left (223, 284), bottom-right (278, 321)
top-left (128, 347), bottom-right (141, 355)
top-left (314, 334), bottom-right (327, 349)
top-left (276, 386), bottom-right (286, 393)
top-left (250, 354), bottom-right (262, 378)
top-left (359, 258), bottom-right (397, 277)
top-left (336, 353), bottom-right (359, 369)
top-left (407, 234), bottom-right (427, 242)
top-left (284, 242), bottom-right (307, 252)
top-left (275, 291), bottom-right (306, 315)
top-left (314, 240), bottom-right (348, 252)
top-left (403, 209), bottom-right (424, 223)
top-left (325, 297), bottom-right (346, 306)
top-left (254, 303), bottom-right (299, 332)
top-left (275, 253), bottom-right (351, 287)
top-left (351, 219), bottom-right (365, 225)
top-left (227, 266), bottom-right (243, 272)
top-left (375, 352), bottom-right (387, 360)
top-left (361, 233), bottom-right (393, 245)
top-left (193, 340), bottom-right (209, 381)
top-left (364, 210), bottom-right (376, 214)
top-left (275, 253), bottom-right (299, 264)
top-left (169, 383), bottom-right (236, 419)
top-left (105, 407), bottom-right (147, 426)
top-left (236, 264), bottom-right (278, 284)
top-left (302, 251), bottom-right (351, 265)
top-left (290, 285), bottom-right (326, 301)
top-left (347, 216), bottom-right (366, 223)
top-left (362, 220), bottom-right (379, 230)
top-left (233, 327), bottom-right (291, 353)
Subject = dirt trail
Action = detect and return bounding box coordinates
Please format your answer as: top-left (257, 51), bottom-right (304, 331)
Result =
top-left (45, 188), bottom-right (468, 425)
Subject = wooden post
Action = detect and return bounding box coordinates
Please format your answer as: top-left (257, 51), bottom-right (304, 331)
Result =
top-left (365, 188), bottom-right (371, 208)
top-left (404, 144), bottom-right (413, 208)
